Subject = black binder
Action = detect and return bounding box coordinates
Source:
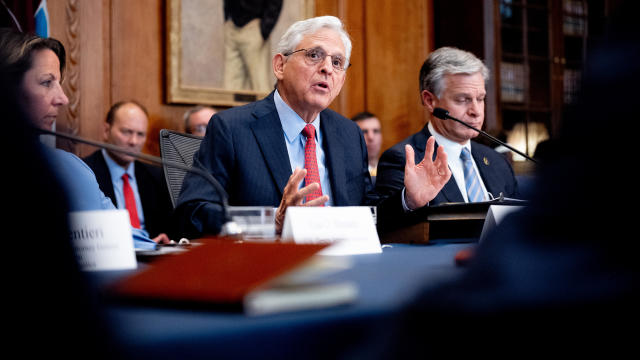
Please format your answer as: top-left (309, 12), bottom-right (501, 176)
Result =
top-left (379, 197), bottom-right (527, 244)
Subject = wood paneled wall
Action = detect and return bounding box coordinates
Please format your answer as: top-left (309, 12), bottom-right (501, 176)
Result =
top-left (48, 0), bottom-right (433, 157)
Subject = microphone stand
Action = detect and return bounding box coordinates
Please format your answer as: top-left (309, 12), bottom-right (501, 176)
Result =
top-left (433, 107), bottom-right (539, 164)
top-left (35, 127), bottom-right (242, 236)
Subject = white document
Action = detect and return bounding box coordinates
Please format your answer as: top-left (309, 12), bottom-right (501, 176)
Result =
top-left (68, 210), bottom-right (137, 271)
top-left (281, 206), bottom-right (382, 256)
top-left (479, 205), bottom-right (525, 242)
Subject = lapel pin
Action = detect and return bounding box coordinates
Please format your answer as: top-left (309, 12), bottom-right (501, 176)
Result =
top-left (483, 157), bottom-right (490, 166)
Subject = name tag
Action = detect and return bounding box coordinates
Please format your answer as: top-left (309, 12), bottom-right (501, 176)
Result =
top-left (479, 205), bottom-right (525, 242)
top-left (69, 210), bottom-right (137, 271)
top-left (281, 206), bottom-right (382, 256)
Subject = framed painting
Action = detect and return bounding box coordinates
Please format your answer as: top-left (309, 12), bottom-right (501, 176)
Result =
top-left (167, 0), bottom-right (315, 107)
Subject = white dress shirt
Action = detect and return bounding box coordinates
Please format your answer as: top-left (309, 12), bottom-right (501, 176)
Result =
top-left (427, 122), bottom-right (490, 202)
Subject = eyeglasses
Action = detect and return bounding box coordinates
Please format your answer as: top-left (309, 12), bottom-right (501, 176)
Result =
top-left (190, 124), bottom-right (207, 135)
top-left (284, 47), bottom-right (351, 71)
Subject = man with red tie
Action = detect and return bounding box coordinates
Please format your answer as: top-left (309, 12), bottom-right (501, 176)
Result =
top-left (175, 16), bottom-right (375, 238)
top-left (83, 101), bottom-right (173, 243)
top-left (175, 16), bottom-right (451, 238)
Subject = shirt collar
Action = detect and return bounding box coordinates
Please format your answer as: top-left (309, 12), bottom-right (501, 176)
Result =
top-left (102, 148), bottom-right (135, 179)
top-left (427, 122), bottom-right (472, 158)
top-left (274, 89), bottom-right (321, 143)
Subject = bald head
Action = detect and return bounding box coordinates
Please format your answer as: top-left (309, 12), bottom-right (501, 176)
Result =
top-left (104, 101), bottom-right (149, 167)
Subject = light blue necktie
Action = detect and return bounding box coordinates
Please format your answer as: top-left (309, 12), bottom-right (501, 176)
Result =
top-left (460, 148), bottom-right (485, 202)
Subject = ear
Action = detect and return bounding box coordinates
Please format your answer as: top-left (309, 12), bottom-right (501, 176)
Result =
top-left (421, 90), bottom-right (438, 112)
top-left (273, 53), bottom-right (286, 81)
top-left (102, 122), bottom-right (111, 141)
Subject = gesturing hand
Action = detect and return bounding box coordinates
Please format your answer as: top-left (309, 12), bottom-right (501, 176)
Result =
top-left (275, 168), bottom-right (330, 234)
top-left (404, 136), bottom-right (451, 210)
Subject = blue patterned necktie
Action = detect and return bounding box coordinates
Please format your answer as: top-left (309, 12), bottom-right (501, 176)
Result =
top-left (460, 148), bottom-right (485, 202)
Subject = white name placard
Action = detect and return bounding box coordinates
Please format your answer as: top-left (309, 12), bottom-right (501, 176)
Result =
top-left (281, 206), bottom-right (382, 256)
top-left (69, 210), bottom-right (137, 271)
top-left (479, 205), bottom-right (525, 242)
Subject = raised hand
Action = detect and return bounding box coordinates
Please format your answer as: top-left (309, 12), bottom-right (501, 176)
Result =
top-left (403, 136), bottom-right (451, 210)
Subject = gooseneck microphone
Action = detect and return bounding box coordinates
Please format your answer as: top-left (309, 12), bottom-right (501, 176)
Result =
top-left (433, 107), bottom-right (539, 164)
top-left (34, 127), bottom-right (242, 236)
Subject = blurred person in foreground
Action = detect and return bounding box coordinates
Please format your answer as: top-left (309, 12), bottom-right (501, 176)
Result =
top-left (0, 28), bottom-right (159, 249)
top-left (0, 28), bottom-right (119, 358)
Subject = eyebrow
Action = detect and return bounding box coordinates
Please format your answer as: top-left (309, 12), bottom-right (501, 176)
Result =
top-left (453, 92), bottom-right (486, 98)
top-left (310, 46), bottom-right (345, 57)
top-left (38, 73), bottom-right (60, 82)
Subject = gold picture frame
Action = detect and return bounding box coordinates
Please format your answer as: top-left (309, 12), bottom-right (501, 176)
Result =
top-left (166, 0), bottom-right (315, 107)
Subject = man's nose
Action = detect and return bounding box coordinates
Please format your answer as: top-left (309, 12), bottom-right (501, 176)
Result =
top-left (468, 100), bottom-right (481, 117)
top-left (319, 55), bottom-right (334, 74)
top-left (129, 134), bottom-right (142, 146)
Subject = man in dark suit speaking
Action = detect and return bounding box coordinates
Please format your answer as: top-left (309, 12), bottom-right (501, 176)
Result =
top-left (375, 47), bottom-right (519, 230)
top-left (83, 101), bottom-right (173, 242)
top-left (175, 16), bottom-right (381, 237)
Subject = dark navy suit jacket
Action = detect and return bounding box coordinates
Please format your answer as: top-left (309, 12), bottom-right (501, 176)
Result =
top-left (174, 92), bottom-right (375, 237)
top-left (375, 124), bottom-right (519, 230)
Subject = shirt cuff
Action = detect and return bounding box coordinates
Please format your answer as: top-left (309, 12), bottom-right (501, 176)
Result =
top-left (132, 228), bottom-right (158, 250)
top-left (401, 187), bottom-right (429, 212)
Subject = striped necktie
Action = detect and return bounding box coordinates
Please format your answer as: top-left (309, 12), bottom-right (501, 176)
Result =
top-left (460, 148), bottom-right (485, 202)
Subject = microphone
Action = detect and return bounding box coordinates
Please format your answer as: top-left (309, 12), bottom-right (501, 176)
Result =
top-left (33, 127), bottom-right (242, 236)
top-left (433, 107), bottom-right (539, 164)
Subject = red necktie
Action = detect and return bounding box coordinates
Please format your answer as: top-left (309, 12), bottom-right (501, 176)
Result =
top-left (122, 174), bottom-right (141, 228)
top-left (302, 124), bottom-right (323, 204)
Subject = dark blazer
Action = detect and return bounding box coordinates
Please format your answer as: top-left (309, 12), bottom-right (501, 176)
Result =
top-left (375, 124), bottom-right (519, 230)
top-left (174, 92), bottom-right (375, 238)
top-left (83, 150), bottom-right (174, 238)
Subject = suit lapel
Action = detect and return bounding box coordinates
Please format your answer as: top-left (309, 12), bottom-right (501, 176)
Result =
top-left (440, 176), bottom-right (465, 203)
top-left (472, 144), bottom-right (500, 198)
top-left (250, 95), bottom-right (292, 198)
top-left (320, 112), bottom-right (347, 204)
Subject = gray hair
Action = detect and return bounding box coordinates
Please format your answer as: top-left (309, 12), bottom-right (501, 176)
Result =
top-left (183, 105), bottom-right (215, 133)
top-left (419, 47), bottom-right (489, 97)
top-left (276, 15), bottom-right (352, 67)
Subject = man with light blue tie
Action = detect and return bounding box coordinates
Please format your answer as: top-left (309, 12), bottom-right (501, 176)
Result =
top-left (375, 47), bottom-right (519, 230)
top-left (83, 101), bottom-right (173, 243)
